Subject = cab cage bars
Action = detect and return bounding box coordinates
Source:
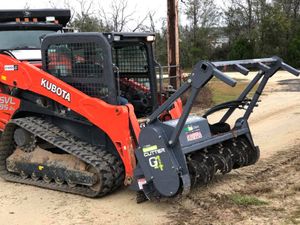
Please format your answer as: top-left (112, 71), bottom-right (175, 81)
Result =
top-left (147, 56), bottom-right (299, 147)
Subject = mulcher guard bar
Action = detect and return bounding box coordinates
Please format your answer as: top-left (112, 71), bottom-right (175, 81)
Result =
top-left (131, 56), bottom-right (299, 199)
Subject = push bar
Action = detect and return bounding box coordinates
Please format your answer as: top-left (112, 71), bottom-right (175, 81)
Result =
top-left (208, 56), bottom-right (299, 123)
top-left (212, 66), bottom-right (237, 87)
top-left (212, 56), bottom-right (299, 77)
top-left (281, 62), bottom-right (299, 76)
top-left (147, 56), bottom-right (299, 147)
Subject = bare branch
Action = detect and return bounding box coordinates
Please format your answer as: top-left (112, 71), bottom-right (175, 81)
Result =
top-left (24, 1), bottom-right (30, 9)
top-left (98, 0), bottom-right (139, 32)
top-left (148, 12), bottom-right (157, 33)
top-left (131, 13), bottom-right (150, 32)
top-left (48, 0), bottom-right (56, 9)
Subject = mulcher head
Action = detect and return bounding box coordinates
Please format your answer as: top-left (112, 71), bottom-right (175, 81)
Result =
top-left (131, 56), bottom-right (299, 200)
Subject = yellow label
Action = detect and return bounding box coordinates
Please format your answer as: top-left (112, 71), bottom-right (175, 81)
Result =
top-left (156, 155), bottom-right (164, 171)
top-left (142, 145), bottom-right (158, 152)
top-left (1, 75), bottom-right (7, 81)
top-left (38, 165), bottom-right (44, 171)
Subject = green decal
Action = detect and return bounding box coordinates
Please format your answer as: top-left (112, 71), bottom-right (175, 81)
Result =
top-left (184, 126), bottom-right (193, 132)
top-left (156, 156), bottom-right (164, 171)
top-left (143, 145), bottom-right (158, 152)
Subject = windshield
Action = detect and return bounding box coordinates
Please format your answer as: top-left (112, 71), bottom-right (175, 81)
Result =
top-left (0, 30), bottom-right (56, 50)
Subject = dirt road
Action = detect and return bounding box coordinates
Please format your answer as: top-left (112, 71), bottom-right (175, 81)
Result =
top-left (0, 74), bottom-right (299, 225)
top-left (171, 145), bottom-right (300, 225)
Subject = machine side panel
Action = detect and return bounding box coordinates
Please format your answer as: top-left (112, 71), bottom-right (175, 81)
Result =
top-left (0, 54), bottom-right (136, 178)
top-left (0, 93), bottom-right (20, 130)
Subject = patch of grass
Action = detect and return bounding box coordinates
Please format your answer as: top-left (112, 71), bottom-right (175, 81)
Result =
top-left (209, 79), bottom-right (258, 105)
top-left (182, 86), bottom-right (213, 108)
top-left (161, 77), bottom-right (258, 107)
top-left (228, 193), bottom-right (268, 206)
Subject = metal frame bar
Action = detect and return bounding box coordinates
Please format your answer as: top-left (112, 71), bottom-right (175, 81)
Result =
top-left (155, 63), bottom-right (182, 105)
top-left (220, 71), bottom-right (264, 122)
top-left (148, 60), bottom-right (237, 146)
top-left (218, 58), bottom-right (299, 123)
top-left (147, 56), bottom-right (299, 147)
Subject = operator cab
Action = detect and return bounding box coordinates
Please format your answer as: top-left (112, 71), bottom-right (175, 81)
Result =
top-left (42, 32), bottom-right (158, 118)
top-left (0, 9), bottom-right (71, 66)
top-left (105, 33), bottom-right (158, 117)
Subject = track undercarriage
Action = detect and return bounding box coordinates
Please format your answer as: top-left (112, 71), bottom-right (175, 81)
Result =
top-left (0, 117), bottom-right (124, 197)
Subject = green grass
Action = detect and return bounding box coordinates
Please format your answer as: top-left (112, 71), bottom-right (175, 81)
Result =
top-left (209, 79), bottom-right (258, 105)
top-left (160, 77), bottom-right (257, 106)
top-left (228, 194), bottom-right (268, 206)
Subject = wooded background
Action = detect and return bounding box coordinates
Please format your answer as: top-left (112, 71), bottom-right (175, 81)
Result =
top-left (59, 0), bottom-right (300, 69)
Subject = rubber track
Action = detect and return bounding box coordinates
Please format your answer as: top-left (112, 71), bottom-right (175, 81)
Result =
top-left (0, 117), bottom-right (124, 197)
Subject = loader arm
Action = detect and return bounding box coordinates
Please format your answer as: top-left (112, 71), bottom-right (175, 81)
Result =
top-left (147, 60), bottom-right (237, 146)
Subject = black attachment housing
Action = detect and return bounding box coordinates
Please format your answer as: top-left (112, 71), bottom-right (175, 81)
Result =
top-left (132, 56), bottom-right (299, 199)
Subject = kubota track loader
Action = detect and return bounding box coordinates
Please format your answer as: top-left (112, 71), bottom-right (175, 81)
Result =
top-left (0, 32), bottom-right (298, 202)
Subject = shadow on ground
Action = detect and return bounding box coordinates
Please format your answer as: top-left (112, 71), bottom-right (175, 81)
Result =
top-left (277, 79), bottom-right (300, 92)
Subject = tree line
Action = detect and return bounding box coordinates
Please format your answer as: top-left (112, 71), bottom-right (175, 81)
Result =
top-left (58, 0), bottom-right (300, 69)
top-left (179, 0), bottom-right (300, 69)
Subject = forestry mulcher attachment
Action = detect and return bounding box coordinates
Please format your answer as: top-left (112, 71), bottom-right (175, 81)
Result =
top-left (0, 32), bottom-right (298, 202)
top-left (132, 58), bottom-right (299, 200)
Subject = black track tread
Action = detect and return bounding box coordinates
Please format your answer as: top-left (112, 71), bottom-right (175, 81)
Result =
top-left (0, 116), bottom-right (124, 198)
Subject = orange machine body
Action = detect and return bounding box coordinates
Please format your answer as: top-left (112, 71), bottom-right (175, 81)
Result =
top-left (0, 54), bottom-right (182, 183)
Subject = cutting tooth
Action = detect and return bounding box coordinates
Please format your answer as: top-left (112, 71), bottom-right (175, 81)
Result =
top-left (186, 136), bottom-right (259, 190)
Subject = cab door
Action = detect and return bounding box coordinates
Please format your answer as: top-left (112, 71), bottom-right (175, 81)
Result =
top-left (41, 33), bottom-right (117, 105)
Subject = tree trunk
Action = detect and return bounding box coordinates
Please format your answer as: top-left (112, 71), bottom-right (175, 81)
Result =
top-left (167, 0), bottom-right (180, 89)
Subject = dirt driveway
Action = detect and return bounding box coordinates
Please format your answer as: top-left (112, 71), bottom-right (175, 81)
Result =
top-left (0, 73), bottom-right (299, 225)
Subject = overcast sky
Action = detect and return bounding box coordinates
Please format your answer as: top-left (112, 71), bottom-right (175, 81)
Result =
top-left (1, 0), bottom-right (227, 29)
